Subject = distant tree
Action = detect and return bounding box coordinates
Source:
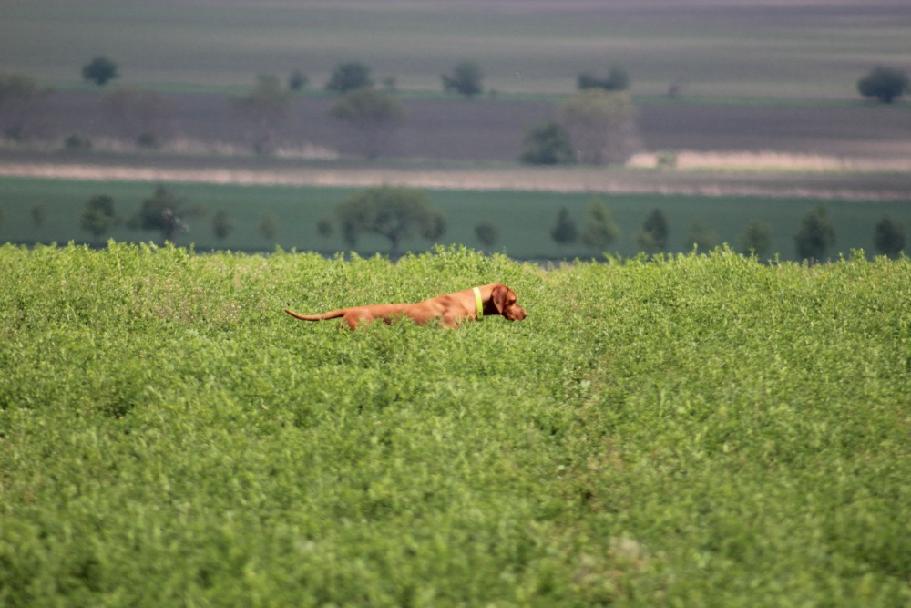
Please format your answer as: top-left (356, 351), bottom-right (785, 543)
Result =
top-left (442, 61), bottom-right (484, 98)
top-left (102, 88), bottom-right (168, 146)
top-left (741, 220), bottom-right (772, 257)
top-left (82, 56), bottom-right (119, 87)
top-left (475, 221), bottom-right (499, 249)
top-left (288, 69), bottom-right (308, 92)
top-left (794, 206), bottom-right (835, 261)
top-left (577, 66), bottom-right (630, 92)
top-left (325, 62), bottom-right (373, 93)
top-left (687, 222), bottom-right (719, 252)
top-left (558, 90), bottom-right (639, 165)
top-left (857, 66), bottom-right (909, 104)
top-left (520, 122), bottom-right (575, 165)
top-left (80, 195), bottom-right (119, 240)
top-left (581, 200), bottom-right (620, 251)
top-left (259, 213), bottom-right (279, 241)
top-left (330, 88), bottom-right (404, 159)
top-left (637, 208), bottom-right (669, 253)
top-left (550, 207), bottom-right (578, 247)
top-left (0, 72), bottom-right (51, 140)
top-left (64, 134), bottom-right (93, 151)
top-left (382, 76), bottom-right (397, 92)
top-left (335, 187), bottom-right (445, 257)
top-left (31, 204), bottom-right (47, 227)
top-left (212, 210), bottom-right (233, 240)
top-left (233, 75), bottom-right (292, 154)
top-left (873, 217), bottom-right (906, 258)
top-left (316, 218), bottom-right (333, 240)
top-left (127, 186), bottom-right (201, 243)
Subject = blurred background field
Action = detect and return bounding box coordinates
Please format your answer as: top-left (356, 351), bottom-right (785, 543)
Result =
top-left (1, 0), bottom-right (910, 259)
top-left (3, 0), bottom-right (910, 99)
top-left (2, 176), bottom-right (909, 260)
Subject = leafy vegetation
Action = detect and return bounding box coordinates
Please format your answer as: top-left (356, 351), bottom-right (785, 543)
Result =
top-left (0, 72), bottom-right (50, 140)
top-left (637, 208), bottom-right (669, 253)
top-left (1, 244), bottom-right (909, 606)
top-left (558, 90), bottom-right (638, 165)
top-left (232, 75), bottom-right (292, 154)
top-left (81, 56), bottom-right (119, 87)
top-left (2, 178), bottom-right (910, 260)
top-left (325, 61), bottom-right (373, 94)
top-left (874, 216), bottom-right (906, 258)
top-left (519, 122), bottom-right (575, 166)
top-left (329, 89), bottom-right (404, 159)
top-left (335, 186), bottom-right (445, 257)
top-left (856, 66), bottom-right (909, 104)
top-left (795, 205), bottom-right (836, 262)
top-left (441, 61), bottom-right (484, 98)
top-left (80, 194), bottom-right (119, 240)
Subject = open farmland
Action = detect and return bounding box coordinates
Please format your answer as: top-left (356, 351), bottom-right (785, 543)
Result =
top-left (2, 0), bottom-right (910, 99)
top-left (2, 177), bottom-right (910, 260)
top-left (1, 245), bottom-right (910, 606)
top-left (8, 90), bottom-right (911, 163)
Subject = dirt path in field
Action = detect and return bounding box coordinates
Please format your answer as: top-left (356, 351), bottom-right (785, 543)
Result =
top-left (1, 161), bottom-right (909, 201)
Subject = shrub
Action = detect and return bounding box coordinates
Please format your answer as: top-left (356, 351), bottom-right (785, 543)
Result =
top-left (637, 208), bottom-right (669, 253)
top-left (519, 122), bottom-right (575, 166)
top-left (325, 62), bottom-right (373, 93)
top-left (873, 217), bottom-right (906, 258)
top-left (558, 90), bottom-right (638, 165)
top-left (212, 210), bottom-right (233, 240)
top-left (289, 69), bottom-right (308, 92)
top-left (794, 206), bottom-right (835, 261)
top-left (550, 207), bottom-right (578, 247)
top-left (80, 195), bottom-right (119, 240)
top-left (64, 134), bottom-right (92, 151)
top-left (442, 61), bottom-right (484, 98)
top-left (126, 186), bottom-right (201, 243)
top-left (475, 221), bottom-right (499, 249)
top-left (741, 220), bottom-right (772, 257)
top-left (259, 213), bottom-right (279, 241)
top-left (330, 89), bottom-right (404, 159)
top-left (580, 200), bottom-right (620, 251)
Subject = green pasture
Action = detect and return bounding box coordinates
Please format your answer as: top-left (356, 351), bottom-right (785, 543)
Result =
top-left (1, 1), bottom-right (910, 99)
top-left (1, 244), bottom-right (910, 606)
top-left (1, 177), bottom-right (910, 260)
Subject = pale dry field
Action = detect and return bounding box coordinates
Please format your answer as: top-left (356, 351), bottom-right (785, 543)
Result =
top-left (2, 156), bottom-right (909, 202)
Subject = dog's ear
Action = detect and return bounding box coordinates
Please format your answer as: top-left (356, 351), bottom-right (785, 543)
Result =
top-left (491, 284), bottom-right (508, 314)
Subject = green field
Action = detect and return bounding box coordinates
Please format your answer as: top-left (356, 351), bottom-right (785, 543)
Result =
top-left (1, 244), bottom-right (910, 606)
top-left (1, 177), bottom-right (910, 260)
top-left (2, 1), bottom-right (910, 99)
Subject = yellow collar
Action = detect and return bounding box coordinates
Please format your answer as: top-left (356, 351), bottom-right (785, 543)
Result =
top-left (473, 287), bottom-right (484, 320)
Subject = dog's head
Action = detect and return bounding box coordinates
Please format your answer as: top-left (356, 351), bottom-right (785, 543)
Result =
top-left (491, 284), bottom-right (527, 321)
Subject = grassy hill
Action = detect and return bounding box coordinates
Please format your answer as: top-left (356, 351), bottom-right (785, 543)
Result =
top-left (1, 244), bottom-right (909, 606)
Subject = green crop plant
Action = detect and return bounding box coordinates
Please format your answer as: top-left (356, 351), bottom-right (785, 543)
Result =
top-left (1, 243), bottom-right (909, 606)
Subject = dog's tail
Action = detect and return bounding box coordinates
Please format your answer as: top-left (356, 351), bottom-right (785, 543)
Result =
top-left (284, 308), bottom-right (346, 321)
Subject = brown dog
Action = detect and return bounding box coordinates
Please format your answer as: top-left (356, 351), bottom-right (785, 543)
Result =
top-left (284, 283), bottom-right (526, 329)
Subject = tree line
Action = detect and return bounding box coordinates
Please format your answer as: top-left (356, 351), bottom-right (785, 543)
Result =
top-left (59, 185), bottom-right (909, 261)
